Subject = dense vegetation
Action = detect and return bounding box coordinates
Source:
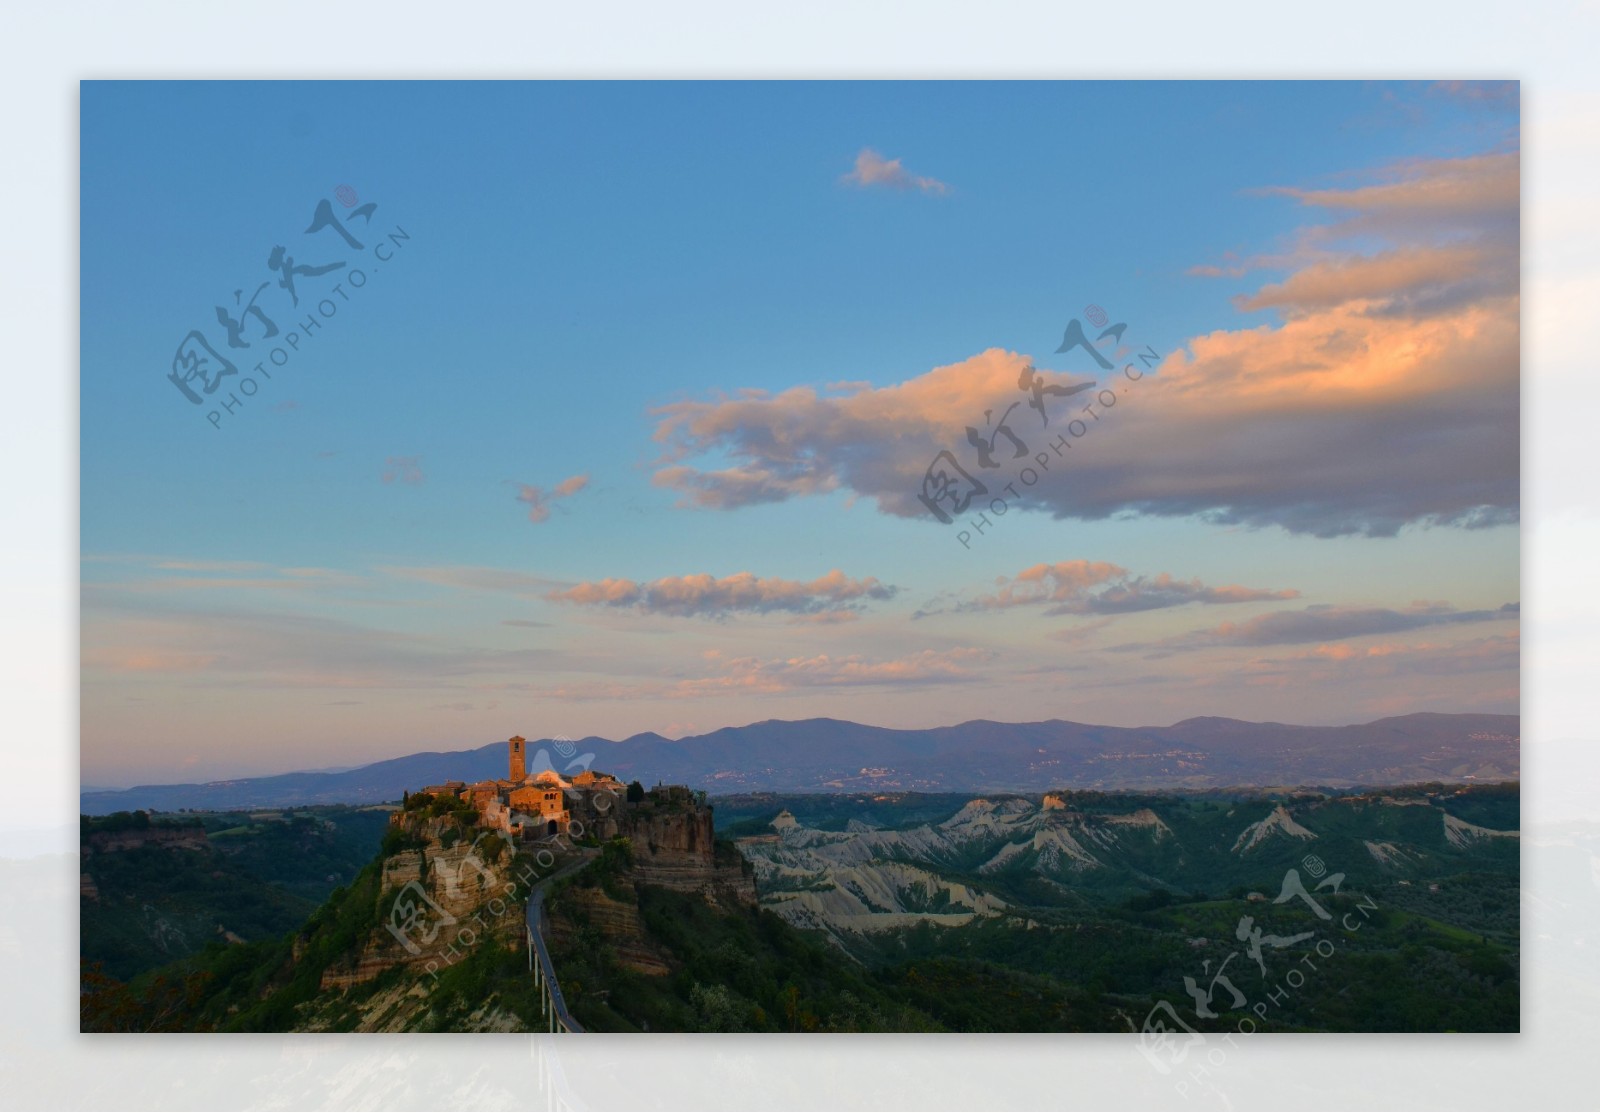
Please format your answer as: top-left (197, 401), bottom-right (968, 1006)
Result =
top-left (79, 783), bottom-right (1520, 1033)
top-left (546, 871), bottom-right (943, 1032)
top-left (80, 806), bottom-right (391, 981)
top-left (81, 834), bottom-right (557, 1033)
top-left (723, 783), bottom-right (1521, 1033)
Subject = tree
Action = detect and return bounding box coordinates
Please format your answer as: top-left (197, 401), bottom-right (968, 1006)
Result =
top-left (80, 959), bottom-right (211, 1032)
top-left (626, 781), bottom-right (645, 804)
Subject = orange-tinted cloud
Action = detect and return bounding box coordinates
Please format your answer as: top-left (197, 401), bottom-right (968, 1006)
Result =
top-left (1239, 631), bottom-right (1519, 687)
top-left (653, 149), bottom-right (1518, 538)
top-left (546, 568), bottom-right (897, 619)
top-left (927, 560), bottom-right (1298, 617)
top-left (675, 646), bottom-right (990, 695)
top-left (841, 148), bottom-right (949, 195)
top-left (517, 473), bottom-right (589, 523)
top-left (1110, 601), bottom-right (1519, 655)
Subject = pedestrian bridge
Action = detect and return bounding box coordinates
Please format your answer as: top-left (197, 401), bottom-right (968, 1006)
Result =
top-left (524, 856), bottom-right (589, 1033)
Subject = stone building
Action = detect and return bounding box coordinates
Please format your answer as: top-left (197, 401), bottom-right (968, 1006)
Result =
top-left (404, 734), bottom-right (634, 842)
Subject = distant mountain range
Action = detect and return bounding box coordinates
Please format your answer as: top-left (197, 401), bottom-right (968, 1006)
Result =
top-left (78, 712), bottom-right (1519, 815)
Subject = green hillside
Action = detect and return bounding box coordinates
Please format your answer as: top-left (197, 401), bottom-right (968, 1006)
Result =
top-left (80, 806), bottom-right (393, 981)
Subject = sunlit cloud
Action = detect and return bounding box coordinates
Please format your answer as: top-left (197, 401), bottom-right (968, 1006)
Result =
top-left (674, 646), bottom-right (990, 695)
top-left (1110, 601), bottom-right (1519, 655)
top-left (918, 560), bottom-right (1298, 617)
top-left (516, 473), bottom-right (589, 523)
top-left (547, 569), bottom-right (897, 619)
top-left (653, 149), bottom-right (1518, 538)
top-left (840, 148), bottom-right (950, 195)
top-left (1237, 632), bottom-right (1520, 687)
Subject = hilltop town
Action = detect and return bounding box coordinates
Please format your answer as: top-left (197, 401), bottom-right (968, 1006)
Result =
top-left (409, 734), bottom-right (639, 843)
top-left (389, 734), bottom-right (743, 891)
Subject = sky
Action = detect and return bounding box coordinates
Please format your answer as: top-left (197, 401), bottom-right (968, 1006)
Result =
top-left (80, 80), bottom-right (1521, 787)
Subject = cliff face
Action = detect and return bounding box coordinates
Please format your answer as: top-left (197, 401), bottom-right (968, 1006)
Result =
top-left (543, 804), bottom-right (756, 1001)
top-left (84, 825), bottom-right (209, 854)
top-left (294, 799), bottom-right (754, 1028)
top-left (318, 815), bottom-right (523, 992)
top-left (623, 804), bottom-right (756, 906)
top-left (545, 881), bottom-right (672, 976)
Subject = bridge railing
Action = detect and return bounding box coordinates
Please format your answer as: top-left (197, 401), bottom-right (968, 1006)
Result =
top-left (525, 870), bottom-right (586, 1033)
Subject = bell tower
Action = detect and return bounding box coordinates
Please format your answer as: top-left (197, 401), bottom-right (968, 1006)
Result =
top-left (508, 735), bottom-right (527, 782)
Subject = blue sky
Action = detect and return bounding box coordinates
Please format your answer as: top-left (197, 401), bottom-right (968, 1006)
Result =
top-left (81, 81), bottom-right (1520, 785)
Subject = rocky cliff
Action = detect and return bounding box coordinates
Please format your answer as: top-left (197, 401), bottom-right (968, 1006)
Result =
top-left (316, 814), bottom-right (524, 992)
top-left (622, 800), bottom-right (756, 906)
top-left (545, 880), bottom-right (673, 977)
top-left (84, 824), bottom-right (210, 854)
top-left (543, 800), bottom-right (757, 1002)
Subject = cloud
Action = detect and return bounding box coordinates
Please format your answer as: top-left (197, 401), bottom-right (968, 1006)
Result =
top-left (1110, 601), bottom-right (1518, 654)
top-left (1238, 632), bottom-right (1519, 686)
top-left (653, 149), bottom-right (1518, 538)
top-left (517, 473), bottom-right (589, 523)
top-left (921, 560), bottom-right (1297, 617)
top-left (1234, 243), bottom-right (1504, 317)
top-left (787, 609), bottom-right (861, 626)
top-left (840, 148), bottom-right (950, 195)
top-left (81, 648), bottom-right (222, 673)
top-left (649, 348), bottom-right (1094, 512)
top-left (1265, 151), bottom-right (1518, 228)
top-left (1429, 81), bottom-right (1519, 106)
top-left (485, 646), bottom-right (991, 701)
top-left (382, 455), bottom-right (424, 485)
top-left (380, 565), bottom-right (561, 598)
top-left (152, 559), bottom-right (269, 573)
top-left (1046, 617), bottom-right (1115, 645)
top-left (98, 560), bottom-right (361, 596)
top-left (675, 646), bottom-right (990, 696)
top-left (546, 569), bottom-right (896, 619)
top-left (80, 604), bottom-right (563, 690)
